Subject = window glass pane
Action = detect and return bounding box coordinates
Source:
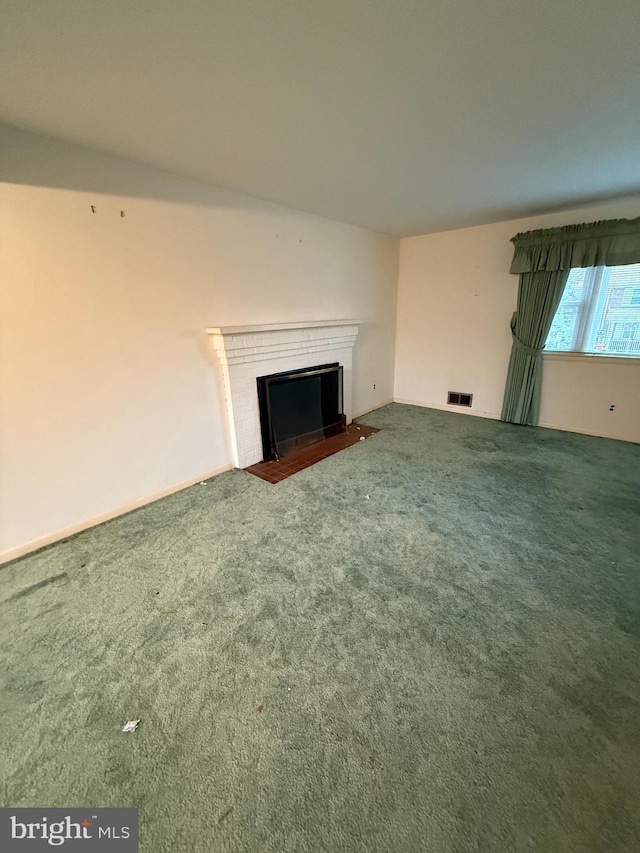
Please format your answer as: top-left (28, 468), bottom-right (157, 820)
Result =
top-left (545, 268), bottom-right (588, 351)
top-left (546, 303), bottom-right (579, 351)
top-left (587, 263), bottom-right (640, 356)
top-left (563, 268), bottom-right (590, 304)
top-left (545, 264), bottom-right (640, 357)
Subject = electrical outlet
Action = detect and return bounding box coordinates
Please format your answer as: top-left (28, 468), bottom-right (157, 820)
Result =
top-left (373, 383), bottom-right (376, 390)
top-left (609, 404), bottom-right (616, 412)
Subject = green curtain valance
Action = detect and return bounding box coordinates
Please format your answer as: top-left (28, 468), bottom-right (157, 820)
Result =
top-left (510, 216), bottom-right (640, 273)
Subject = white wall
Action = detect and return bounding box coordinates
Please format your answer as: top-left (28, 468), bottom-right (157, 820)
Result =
top-left (0, 126), bottom-right (399, 561)
top-left (395, 196), bottom-right (640, 443)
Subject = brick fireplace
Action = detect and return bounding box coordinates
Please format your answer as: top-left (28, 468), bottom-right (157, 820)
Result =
top-left (207, 320), bottom-right (360, 468)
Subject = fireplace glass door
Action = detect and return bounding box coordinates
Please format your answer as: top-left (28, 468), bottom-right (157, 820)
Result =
top-left (257, 363), bottom-right (344, 461)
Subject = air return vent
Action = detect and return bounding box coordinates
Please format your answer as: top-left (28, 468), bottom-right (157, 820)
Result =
top-left (447, 391), bottom-right (473, 407)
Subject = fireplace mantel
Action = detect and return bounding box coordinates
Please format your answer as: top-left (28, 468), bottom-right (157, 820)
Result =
top-left (207, 319), bottom-right (358, 336)
top-left (207, 320), bottom-right (360, 468)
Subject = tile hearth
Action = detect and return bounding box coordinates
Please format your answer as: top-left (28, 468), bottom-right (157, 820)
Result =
top-left (245, 423), bottom-right (379, 483)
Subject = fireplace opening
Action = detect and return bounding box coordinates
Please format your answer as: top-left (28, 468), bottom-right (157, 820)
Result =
top-left (257, 363), bottom-right (345, 461)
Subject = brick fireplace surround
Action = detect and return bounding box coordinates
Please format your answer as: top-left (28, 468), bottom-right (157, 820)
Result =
top-left (207, 321), bottom-right (360, 469)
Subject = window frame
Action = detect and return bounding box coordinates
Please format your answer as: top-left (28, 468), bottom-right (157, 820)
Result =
top-left (544, 264), bottom-right (640, 359)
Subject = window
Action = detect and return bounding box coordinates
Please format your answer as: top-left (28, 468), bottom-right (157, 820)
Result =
top-left (545, 263), bottom-right (640, 357)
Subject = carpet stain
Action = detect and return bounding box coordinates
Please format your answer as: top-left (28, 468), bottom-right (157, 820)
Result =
top-left (2, 571), bottom-right (68, 603)
top-left (216, 806), bottom-right (234, 826)
top-left (462, 436), bottom-right (501, 453)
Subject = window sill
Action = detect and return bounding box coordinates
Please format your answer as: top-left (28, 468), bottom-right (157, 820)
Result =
top-left (543, 352), bottom-right (640, 366)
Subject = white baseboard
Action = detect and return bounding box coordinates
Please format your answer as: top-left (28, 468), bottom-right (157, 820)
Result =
top-left (394, 398), bottom-right (638, 443)
top-left (0, 463), bottom-right (234, 566)
top-left (353, 398), bottom-right (394, 419)
top-left (393, 398), bottom-right (501, 420)
top-left (537, 420), bottom-right (638, 443)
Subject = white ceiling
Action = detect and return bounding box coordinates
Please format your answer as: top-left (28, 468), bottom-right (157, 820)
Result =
top-left (1, 0), bottom-right (639, 236)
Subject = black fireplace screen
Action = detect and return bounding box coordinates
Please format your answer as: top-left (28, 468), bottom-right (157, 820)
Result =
top-left (257, 363), bottom-right (345, 461)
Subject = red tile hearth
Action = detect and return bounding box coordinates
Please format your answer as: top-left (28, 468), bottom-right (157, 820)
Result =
top-left (245, 423), bottom-right (380, 483)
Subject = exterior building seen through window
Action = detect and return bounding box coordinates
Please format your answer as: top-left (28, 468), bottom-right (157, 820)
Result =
top-left (545, 263), bottom-right (640, 356)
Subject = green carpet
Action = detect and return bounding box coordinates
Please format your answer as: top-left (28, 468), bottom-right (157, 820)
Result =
top-left (1, 403), bottom-right (639, 852)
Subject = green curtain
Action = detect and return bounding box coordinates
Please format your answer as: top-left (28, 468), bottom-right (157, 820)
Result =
top-left (501, 216), bottom-right (640, 426)
top-left (510, 217), bottom-right (640, 273)
top-left (500, 269), bottom-right (569, 425)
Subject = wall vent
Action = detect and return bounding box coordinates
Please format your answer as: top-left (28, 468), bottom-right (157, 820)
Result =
top-left (447, 391), bottom-right (473, 407)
